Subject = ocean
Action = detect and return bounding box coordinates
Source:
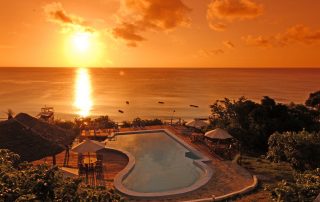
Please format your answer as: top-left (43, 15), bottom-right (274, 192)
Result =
top-left (0, 68), bottom-right (319, 122)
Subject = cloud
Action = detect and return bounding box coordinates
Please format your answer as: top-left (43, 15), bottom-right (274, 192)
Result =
top-left (223, 40), bottom-right (235, 48)
top-left (112, 0), bottom-right (191, 47)
top-left (243, 25), bottom-right (320, 48)
top-left (112, 23), bottom-right (146, 47)
top-left (198, 48), bottom-right (224, 57)
top-left (282, 25), bottom-right (320, 45)
top-left (209, 22), bottom-right (227, 31)
top-left (207, 0), bottom-right (263, 31)
top-left (243, 35), bottom-right (274, 48)
top-left (44, 2), bottom-right (95, 33)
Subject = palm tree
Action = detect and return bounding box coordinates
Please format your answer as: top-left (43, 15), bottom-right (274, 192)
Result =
top-left (5, 109), bottom-right (14, 120)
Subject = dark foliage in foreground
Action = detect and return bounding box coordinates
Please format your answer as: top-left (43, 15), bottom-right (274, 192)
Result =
top-left (268, 169), bottom-right (320, 202)
top-left (267, 130), bottom-right (320, 171)
top-left (0, 149), bottom-right (124, 202)
top-left (209, 96), bottom-right (320, 152)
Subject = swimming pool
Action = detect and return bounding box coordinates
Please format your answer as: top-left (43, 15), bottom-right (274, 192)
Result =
top-left (106, 129), bottom-right (213, 198)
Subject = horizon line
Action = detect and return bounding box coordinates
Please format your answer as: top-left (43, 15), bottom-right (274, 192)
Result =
top-left (0, 66), bottom-right (320, 69)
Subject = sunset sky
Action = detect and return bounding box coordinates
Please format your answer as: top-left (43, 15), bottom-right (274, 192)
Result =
top-left (1, 0), bottom-right (320, 68)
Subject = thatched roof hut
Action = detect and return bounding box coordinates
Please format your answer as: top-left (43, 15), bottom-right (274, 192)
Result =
top-left (186, 119), bottom-right (209, 129)
top-left (205, 128), bottom-right (233, 140)
top-left (0, 113), bottom-right (76, 161)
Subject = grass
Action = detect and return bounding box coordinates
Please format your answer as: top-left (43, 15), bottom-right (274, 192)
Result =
top-left (234, 155), bottom-right (295, 202)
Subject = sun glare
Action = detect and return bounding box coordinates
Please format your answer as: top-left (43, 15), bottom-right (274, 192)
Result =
top-left (65, 31), bottom-right (104, 67)
top-left (74, 68), bottom-right (93, 117)
top-left (72, 32), bottom-right (90, 53)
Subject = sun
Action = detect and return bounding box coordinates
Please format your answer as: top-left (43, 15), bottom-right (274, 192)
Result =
top-left (65, 31), bottom-right (104, 67)
top-left (72, 32), bottom-right (91, 53)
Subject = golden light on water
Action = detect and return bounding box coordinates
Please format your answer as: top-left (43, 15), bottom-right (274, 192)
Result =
top-left (74, 68), bottom-right (93, 117)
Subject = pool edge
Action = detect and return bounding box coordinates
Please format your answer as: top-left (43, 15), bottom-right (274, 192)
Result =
top-left (110, 129), bottom-right (214, 199)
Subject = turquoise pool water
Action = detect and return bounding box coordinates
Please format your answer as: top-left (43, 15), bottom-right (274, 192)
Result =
top-left (106, 131), bottom-right (204, 193)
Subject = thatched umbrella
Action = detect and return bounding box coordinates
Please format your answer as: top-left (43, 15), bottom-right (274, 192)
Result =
top-left (205, 128), bottom-right (233, 140)
top-left (186, 119), bottom-right (209, 129)
top-left (72, 139), bottom-right (105, 153)
top-left (0, 113), bottom-right (76, 162)
top-left (205, 128), bottom-right (236, 158)
top-left (72, 139), bottom-right (105, 165)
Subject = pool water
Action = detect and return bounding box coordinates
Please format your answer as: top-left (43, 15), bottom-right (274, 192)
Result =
top-left (106, 132), bottom-right (204, 193)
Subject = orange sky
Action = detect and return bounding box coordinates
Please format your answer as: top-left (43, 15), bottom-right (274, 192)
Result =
top-left (0, 0), bottom-right (320, 68)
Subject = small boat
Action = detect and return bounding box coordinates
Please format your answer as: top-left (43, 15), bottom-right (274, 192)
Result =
top-left (118, 110), bottom-right (124, 113)
top-left (190, 105), bottom-right (199, 108)
top-left (126, 101), bottom-right (129, 105)
top-left (158, 101), bottom-right (165, 104)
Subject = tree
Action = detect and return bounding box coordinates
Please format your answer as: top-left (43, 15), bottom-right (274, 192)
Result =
top-left (306, 90), bottom-right (320, 110)
top-left (209, 96), bottom-right (320, 153)
top-left (93, 116), bottom-right (116, 129)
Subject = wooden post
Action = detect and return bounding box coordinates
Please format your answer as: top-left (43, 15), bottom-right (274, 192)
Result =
top-left (52, 155), bottom-right (56, 166)
top-left (63, 146), bottom-right (70, 167)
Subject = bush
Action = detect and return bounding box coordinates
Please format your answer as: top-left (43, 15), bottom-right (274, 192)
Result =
top-left (267, 130), bottom-right (320, 171)
top-left (269, 169), bottom-right (320, 202)
top-left (0, 149), bottom-right (124, 202)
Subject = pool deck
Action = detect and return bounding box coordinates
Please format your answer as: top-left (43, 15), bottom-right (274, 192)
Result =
top-left (33, 148), bottom-right (129, 188)
top-left (115, 125), bottom-right (256, 201)
top-left (33, 125), bottom-right (256, 201)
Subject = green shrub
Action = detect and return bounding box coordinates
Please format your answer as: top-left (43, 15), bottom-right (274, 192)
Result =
top-left (267, 130), bottom-right (320, 171)
top-left (269, 169), bottom-right (320, 202)
top-left (0, 149), bottom-right (124, 202)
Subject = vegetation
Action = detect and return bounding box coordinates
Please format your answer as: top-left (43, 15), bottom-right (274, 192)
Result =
top-left (122, 117), bottom-right (163, 128)
top-left (264, 130), bottom-right (320, 201)
top-left (74, 116), bottom-right (117, 129)
top-left (239, 155), bottom-right (320, 202)
top-left (267, 130), bottom-right (320, 171)
top-left (305, 90), bottom-right (320, 110)
top-left (0, 149), bottom-right (124, 202)
top-left (54, 120), bottom-right (80, 135)
top-left (209, 94), bottom-right (320, 201)
top-left (238, 155), bottom-right (292, 201)
top-left (209, 96), bottom-right (320, 152)
top-left (93, 116), bottom-right (117, 129)
top-left (268, 169), bottom-right (320, 202)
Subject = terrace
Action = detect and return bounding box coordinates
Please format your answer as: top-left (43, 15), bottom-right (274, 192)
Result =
top-left (34, 125), bottom-right (257, 201)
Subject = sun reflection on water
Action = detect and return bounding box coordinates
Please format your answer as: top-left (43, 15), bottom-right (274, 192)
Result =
top-left (74, 68), bottom-right (92, 117)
